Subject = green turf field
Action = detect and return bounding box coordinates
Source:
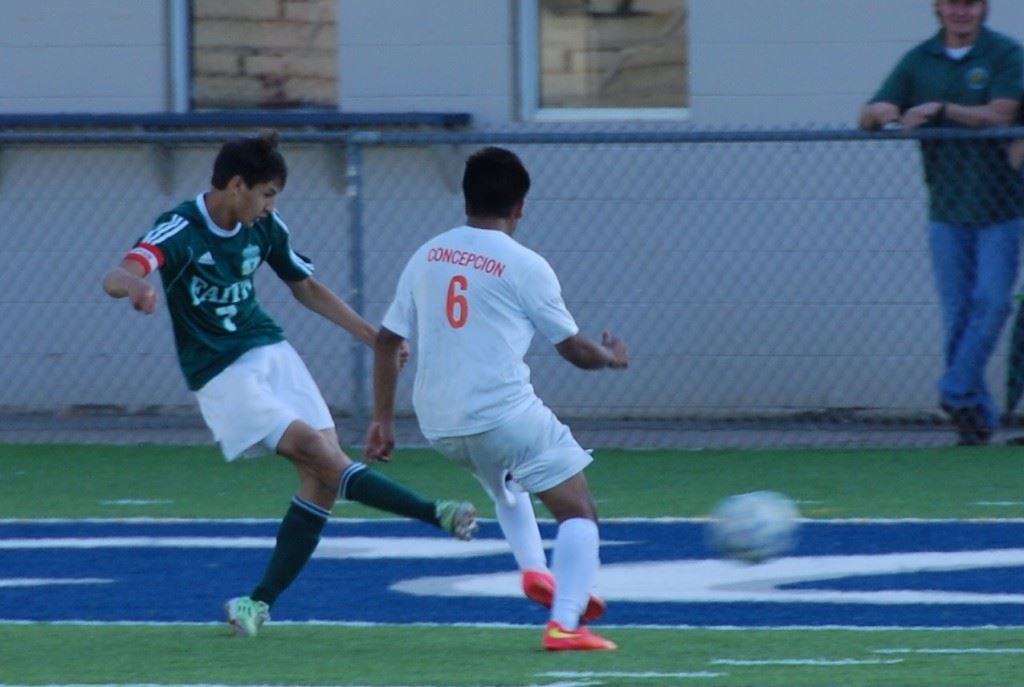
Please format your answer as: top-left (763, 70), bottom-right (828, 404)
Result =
top-left (1, 443), bottom-right (1022, 687)
top-left (2, 624), bottom-right (1021, 687)
top-left (2, 443), bottom-right (1023, 519)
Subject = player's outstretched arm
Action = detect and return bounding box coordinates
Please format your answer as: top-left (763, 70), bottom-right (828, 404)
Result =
top-left (555, 330), bottom-right (629, 370)
top-left (365, 327), bottom-right (405, 463)
top-left (287, 277), bottom-right (377, 345)
top-left (287, 277), bottom-right (410, 366)
top-left (101, 260), bottom-right (157, 314)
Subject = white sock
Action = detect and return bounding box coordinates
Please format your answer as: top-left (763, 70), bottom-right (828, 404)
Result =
top-left (550, 517), bottom-right (599, 630)
top-left (494, 491), bottom-right (548, 571)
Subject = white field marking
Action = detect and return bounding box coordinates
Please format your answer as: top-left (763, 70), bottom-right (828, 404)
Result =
top-left (0, 578), bottom-right (112, 588)
top-left (97, 500), bottom-right (174, 506)
top-left (541, 671), bottom-right (725, 679)
top-left (15, 534), bottom-right (1023, 604)
top-left (874, 647), bottom-right (1024, 654)
top-left (396, 549), bottom-right (1024, 604)
top-left (0, 535), bottom-right (629, 560)
top-left (711, 658), bottom-right (904, 667)
top-left (975, 501), bottom-right (1024, 507)
top-left (1, 619), bottom-right (1022, 631)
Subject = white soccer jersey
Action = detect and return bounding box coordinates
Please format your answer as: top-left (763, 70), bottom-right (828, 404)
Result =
top-left (383, 225), bottom-right (579, 438)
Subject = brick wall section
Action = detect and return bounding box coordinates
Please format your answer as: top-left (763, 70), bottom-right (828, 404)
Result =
top-left (191, 0), bottom-right (337, 108)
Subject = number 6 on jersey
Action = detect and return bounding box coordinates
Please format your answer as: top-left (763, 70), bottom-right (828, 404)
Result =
top-left (446, 275), bottom-right (468, 328)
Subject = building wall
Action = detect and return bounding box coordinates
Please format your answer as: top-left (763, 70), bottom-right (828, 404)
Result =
top-left (337, 0), bottom-right (516, 123)
top-left (687, 0), bottom-right (1024, 126)
top-left (2, 1), bottom-right (1023, 124)
top-left (0, 0), bottom-right (168, 112)
top-left (338, 0), bottom-right (1024, 126)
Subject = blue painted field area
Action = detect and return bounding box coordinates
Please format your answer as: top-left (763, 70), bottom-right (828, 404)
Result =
top-left (1, 520), bottom-right (1021, 628)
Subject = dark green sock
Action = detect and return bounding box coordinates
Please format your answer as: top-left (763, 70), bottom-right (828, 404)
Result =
top-left (340, 462), bottom-right (437, 525)
top-left (251, 498), bottom-right (328, 607)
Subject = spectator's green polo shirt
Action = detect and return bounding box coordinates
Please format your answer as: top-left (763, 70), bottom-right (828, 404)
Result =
top-left (871, 28), bottom-right (1024, 225)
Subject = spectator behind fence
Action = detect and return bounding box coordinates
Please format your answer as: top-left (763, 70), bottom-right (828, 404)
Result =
top-left (858, 0), bottom-right (1024, 445)
top-left (101, 131), bottom-right (478, 638)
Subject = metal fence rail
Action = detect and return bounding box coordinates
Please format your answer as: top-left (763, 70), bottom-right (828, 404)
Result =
top-left (2, 127), bottom-right (1023, 449)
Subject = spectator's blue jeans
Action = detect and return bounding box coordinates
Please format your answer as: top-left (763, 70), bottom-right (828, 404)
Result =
top-left (928, 219), bottom-right (1022, 429)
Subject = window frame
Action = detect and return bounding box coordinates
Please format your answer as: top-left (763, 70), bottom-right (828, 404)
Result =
top-left (517, 0), bottom-right (690, 122)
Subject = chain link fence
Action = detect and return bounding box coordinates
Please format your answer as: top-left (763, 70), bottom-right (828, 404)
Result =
top-left (2, 127), bottom-right (1022, 449)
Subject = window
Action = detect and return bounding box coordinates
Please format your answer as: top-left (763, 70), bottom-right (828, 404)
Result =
top-left (189, 0), bottom-right (338, 110)
top-left (519, 0), bottom-right (688, 121)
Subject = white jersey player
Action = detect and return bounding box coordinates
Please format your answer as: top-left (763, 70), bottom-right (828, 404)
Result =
top-left (365, 146), bottom-right (628, 651)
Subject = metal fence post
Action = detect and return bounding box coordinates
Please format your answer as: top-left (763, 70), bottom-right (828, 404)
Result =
top-left (345, 139), bottom-right (368, 425)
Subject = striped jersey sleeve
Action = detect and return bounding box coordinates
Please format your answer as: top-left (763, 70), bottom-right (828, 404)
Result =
top-left (126, 214), bottom-right (189, 276)
top-left (265, 210), bottom-right (315, 281)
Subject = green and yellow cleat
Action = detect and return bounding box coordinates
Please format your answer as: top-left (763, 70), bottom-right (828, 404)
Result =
top-left (224, 596), bottom-right (270, 638)
top-left (435, 500), bottom-right (479, 541)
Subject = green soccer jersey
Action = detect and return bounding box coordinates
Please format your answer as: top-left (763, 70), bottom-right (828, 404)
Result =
top-left (126, 194), bottom-right (314, 390)
top-left (871, 27), bottom-right (1024, 225)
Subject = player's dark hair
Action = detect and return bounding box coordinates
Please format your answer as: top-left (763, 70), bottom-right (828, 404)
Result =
top-left (462, 147), bottom-right (531, 218)
top-left (211, 130), bottom-right (288, 190)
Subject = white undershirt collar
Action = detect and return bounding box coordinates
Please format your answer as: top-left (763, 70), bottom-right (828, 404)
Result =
top-left (946, 45), bottom-right (973, 61)
top-left (196, 192), bottom-right (241, 238)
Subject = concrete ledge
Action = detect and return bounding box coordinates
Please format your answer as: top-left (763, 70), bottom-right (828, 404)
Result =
top-left (0, 111), bottom-right (472, 130)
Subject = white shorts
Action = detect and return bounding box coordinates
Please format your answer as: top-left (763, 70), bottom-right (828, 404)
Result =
top-left (194, 341), bottom-right (333, 461)
top-left (427, 401), bottom-right (593, 507)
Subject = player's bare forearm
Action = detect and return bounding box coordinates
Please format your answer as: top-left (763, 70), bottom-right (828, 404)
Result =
top-left (287, 277), bottom-right (376, 345)
top-left (102, 262), bottom-right (157, 314)
top-left (372, 328), bottom-right (404, 422)
top-left (365, 328), bottom-right (404, 462)
top-left (103, 264), bottom-right (143, 298)
top-left (555, 331), bottom-right (629, 370)
top-left (102, 268), bottom-right (133, 298)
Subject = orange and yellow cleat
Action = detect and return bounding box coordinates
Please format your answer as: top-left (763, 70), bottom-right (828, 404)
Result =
top-left (542, 620), bottom-right (617, 651)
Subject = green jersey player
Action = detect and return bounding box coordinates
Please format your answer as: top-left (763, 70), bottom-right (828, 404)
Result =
top-left (102, 132), bottom-right (477, 637)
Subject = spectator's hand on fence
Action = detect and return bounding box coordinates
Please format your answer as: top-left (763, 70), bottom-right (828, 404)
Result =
top-left (859, 102), bottom-right (900, 131)
top-left (901, 102), bottom-right (943, 130)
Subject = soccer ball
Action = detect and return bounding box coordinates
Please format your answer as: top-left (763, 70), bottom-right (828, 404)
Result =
top-left (708, 490), bottom-right (800, 563)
